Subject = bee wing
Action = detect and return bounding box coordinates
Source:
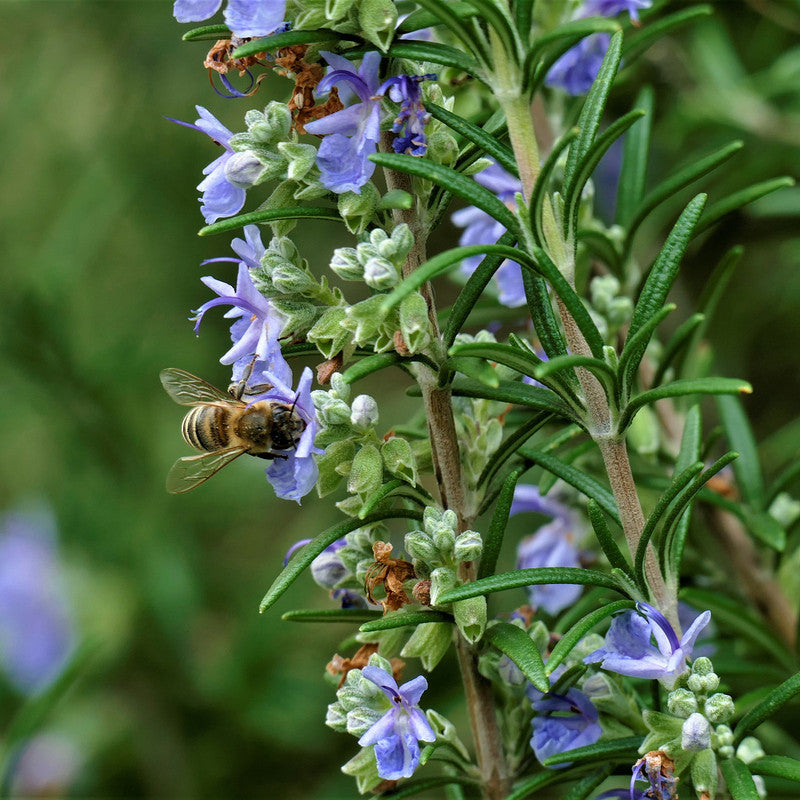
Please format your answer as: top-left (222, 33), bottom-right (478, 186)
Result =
top-left (160, 368), bottom-right (239, 406)
top-left (166, 447), bottom-right (247, 494)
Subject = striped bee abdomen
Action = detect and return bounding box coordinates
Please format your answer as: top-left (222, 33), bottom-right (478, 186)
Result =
top-left (181, 404), bottom-right (233, 452)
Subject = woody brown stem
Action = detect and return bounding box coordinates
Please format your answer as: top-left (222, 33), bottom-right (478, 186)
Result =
top-left (380, 136), bottom-right (511, 800)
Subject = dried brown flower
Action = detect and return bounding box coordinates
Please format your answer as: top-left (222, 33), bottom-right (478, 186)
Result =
top-left (365, 541), bottom-right (417, 612)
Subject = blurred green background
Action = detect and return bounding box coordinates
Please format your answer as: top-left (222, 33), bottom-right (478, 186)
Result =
top-left (1, 1), bottom-right (799, 797)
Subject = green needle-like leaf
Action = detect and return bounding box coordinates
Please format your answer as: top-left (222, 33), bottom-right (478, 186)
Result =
top-left (232, 29), bottom-right (357, 58)
top-left (281, 608), bottom-right (381, 623)
top-left (199, 207), bottom-right (341, 236)
top-left (717, 395), bottom-right (765, 511)
top-left (750, 756), bottom-right (800, 784)
top-left (341, 353), bottom-right (436, 385)
top-left (412, 0), bottom-right (492, 65)
top-left (484, 622), bottom-right (549, 692)
top-left (587, 500), bottom-right (632, 576)
top-left (259, 509), bottom-right (423, 612)
top-left (443, 377), bottom-right (578, 420)
top-left (181, 24), bottom-right (230, 41)
top-left (479, 467), bottom-right (524, 580)
top-left (623, 5), bottom-right (713, 66)
top-left (720, 755), bottom-right (762, 800)
top-left (522, 270), bottom-right (569, 359)
top-left (530, 127), bottom-right (579, 245)
top-left (478, 413), bottom-right (553, 489)
top-left (652, 313), bottom-right (705, 386)
top-left (616, 86), bottom-right (653, 227)
top-left (618, 304), bottom-right (676, 400)
top-left (381, 41), bottom-right (481, 73)
top-left (436, 568), bottom-right (627, 604)
top-left (359, 610), bottom-right (453, 632)
top-left (373, 775), bottom-right (479, 798)
top-left (546, 600), bottom-right (634, 674)
top-left (541, 736), bottom-right (642, 766)
top-left (734, 669), bottom-right (800, 742)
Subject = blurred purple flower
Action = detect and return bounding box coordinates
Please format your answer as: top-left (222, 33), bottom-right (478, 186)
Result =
top-left (170, 106), bottom-right (245, 224)
top-left (526, 682), bottom-right (602, 765)
top-left (251, 365), bottom-right (321, 502)
top-left (583, 0), bottom-right (651, 21)
top-left (305, 52), bottom-right (384, 194)
top-left (511, 485), bottom-right (583, 615)
top-left (451, 162), bottom-right (525, 307)
top-left (358, 666), bottom-right (436, 780)
top-left (585, 602), bottom-right (711, 689)
top-left (0, 508), bottom-right (74, 694)
top-left (11, 734), bottom-right (82, 797)
top-left (546, 33), bottom-right (611, 96)
top-left (192, 232), bottom-right (286, 385)
top-left (381, 74), bottom-right (436, 156)
top-left (173, 0), bottom-right (286, 38)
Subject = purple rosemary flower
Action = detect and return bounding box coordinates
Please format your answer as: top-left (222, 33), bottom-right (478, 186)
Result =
top-left (379, 74), bottom-right (436, 156)
top-left (451, 162), bottom-right (525, 307)
top-left (511, 485), bottom-right (583, 615)
top-left (192, 246), bottom-right (285, 384)
top-left (304, 52), bottom-right (383, 194)
top-left (250, 364), bottom-right (321, 502)
top-left (358, 665), bottom-right (436, 780)
top-left (0, 508), bottom-right (74, 694)
top-left (527, 681), bottom-right (602, 765)
top-left (11, 734), bottom-right (82, 797)
top-left (583, 0), bottom-right (651, 21)
top-left (170, 106), bottom-right (245, 223)
top-left (546, 33), bottom-right (611, 96)
top-left (584, 602), bottom-right (712, 690)
top-left (173, 0), bottom-right (286, 38)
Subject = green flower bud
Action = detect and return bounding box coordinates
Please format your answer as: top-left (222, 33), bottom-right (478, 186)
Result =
top-left (769, 492), bottom-right (800, 528)
top-left (423, 506), bottom-right (443, 529)
top-left (401, 622), bottom-right (452, 670)
top-left (441, 510), bottom-right (458, 531)
top-left (344, 295), bottom-right (390, 346)
top-left (277, 141), bottom-right (318, 181)
top-left (431, 525), bottom-right (455, 561)
top-left (690, 748), bottom-right (718, 797)
top-left (429, 566), bottom-right (457, 605)
top-left (329, 372), bottom-right (350, 401)
top-left (453, 596), bottom-right (487, 644)
top-left (325, 701), bottom-right (348, 731)
top-left (425, 710), bottom-right (471, 760)
top-left (314, 439), bottom-right (355, 496)
top-left (247, 101), bottom-right (293, 145)
top-left (382, 436), bottom-right (418, 485)
top-left (736, 736), bottom-right (765, 764)
top-left (704, 693), bottom-right (735, 724)
top-left (308, 306), bottom-right (351, 358)
top-left (692, 657), bottom-right (714, 675)
top-left (359, 0), bottom-right (398, 51)
top-left (224, 150), bottom-right (272, 188)
top-left (389, 223), bottom-right (414, 257)
top-left (271, 263), bottom-right (318, 295)
top-left (314, 395), bottom-right (352, 427)
top-left (346, 706), bottom-right (383, 737)
top-left (426, 129), bottom-right (459, 165)
top-left (326, 0), bottom-right (357, 20)
top-left (363, 256), bottom-right (399, 290)
top-left (682, 712), bottom-right (712, 751)
top-left (688, 671), bottom-right (720, 694)
top-left (341, 747), bottom-right (382, 795)
top-left (377, 189), bottom-right (413, 210)
top-left (399, 291), bottom-right (432, 354)
top-left (330, 247), bottom-right (364, 281)
top-left (668, 688), bottom-right (699, 718)
top-left (348, 444), bottom-right (383, 496)
top-left (712, 724), bottom-right (734, 749)
top-left (404, 529), bottom-right (438, 563)
top-left (718, 745), bottom-right (734, 759)
top-left (350, 394), bottom-right (379, 429)
top-left (453, 530), bottom-right (483, 563)
top-left (338, 183), bottom-right (380, 234)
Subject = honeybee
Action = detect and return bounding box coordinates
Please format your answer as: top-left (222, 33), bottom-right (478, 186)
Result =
top-left (160, 367), bottom-right (306, 494)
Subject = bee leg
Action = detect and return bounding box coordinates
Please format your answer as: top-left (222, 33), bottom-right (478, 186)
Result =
top-left (252, 451), bottom-right (290, 461)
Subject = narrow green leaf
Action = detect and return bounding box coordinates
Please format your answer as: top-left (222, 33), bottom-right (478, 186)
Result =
top-left (530, 128), bottom-right (579, 245)
top-left (720, 755), bottom-right (762, 800)
top-left (635, 462), bottom-right (704, 590)
top-left (232, 29), bottom-right (354, 58)
top-left (426, 103), bottom-right (517, 176)
top-left (181, 23), bottom-right (230, 41)
top-left (259, 509), bottom-right (423, 612)
top-left (527, 18), bottom-right (621, 65)
top-left (587, 500), bottom-right (631, 576)
top-left (537, 439), bottom-right (595, 496)
top-left (695, 490), bottom-right (785, 550)
top-left (680, 587), bottom-right (797, 673)
top-left (371, 775), bottom-right (479, 798)
top-left (694, 177), bottom-right (795, 236)
top-left (561, 767), bottom-right (615, 800)
top-left (564, 31), bottom-right (624, 190)
top-left (503, 771), bottom-right (562, 800)
top-left (445, 377), bottom-right (578, 420)
top-left (341, 353), bottom-right (434, 385)
top-left (371, 152), bottom-right (518, 231)
top-left (577, 227), bottom-right (623, 276)
top-left (534, 354), bottom-right (618, 401)
top-left (546, 600), bottom-right (634, 675)
top-left (436, 567), bottom-right (626, 604)
top-left (677, 406), bottom-right (703, 473)
top-left (620, 377), bottom-right (752, 431)
top-left (459, 0), bottom-right (520, 62)
top-left (478, 414), bottom-right (553, 489)
top-left (514, 0), bottom-right (534, 46)
top-left (618, 304), bottom-right (676, 400)
top-left (411, 0), bottom-right (491, 64)
top-left (517, 447), bottom-right (620, 523)
top-left (379, 40), bottom-right (481, 74)
top-left (652, 313), bottom-right (705, 386)
top-left (627, 194), bottom-right (707, 341)
top-left (521, 270), bottom-right (569, 359)
top-left (769, 458), bottom-right (800, 505)
top-left (445, 356), bottom-right (501, 387)
top-left (622, 5), bottom-right (713, 65)
top-left (484, 622), bottom-right (549, 692)
top-left (479, 468), bottom-right (524, 580)
top-left (442, 231), bottom-right (518, 348)
top-left (449, 341), bottom-right (542, 379)
top-left (199, 207), bottom-right (340, 236)
top-left (616, 86), bottom-right (654, 227)
top-left (359, 610), bottom-right (453, 632)
top-left (396, 2), bottom-right (479, 35)
top-left (627, 144), bottom-right (739, 244)
top-left (358, 479), bottom-right (404, 519)
top-left (750, 755), bottom-right (800, 783)
top-left (717, 395), bottom-right (765, 511)
top-left (281, 608), bottom-right (381, 623)
top-left (542, 736), bottom-right (642, 766)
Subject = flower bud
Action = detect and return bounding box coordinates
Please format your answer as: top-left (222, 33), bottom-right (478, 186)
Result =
top-left (338, 183), bottom-right (380, 234)
top-left (224, 150), bottom-right (269, 188)
top-left (768, 492), bottom-right (800, 528)
top-left (431, 525), bottom-right (455, 561)
top-left (341, 746), bottom-right (382, 795)
top-left (667, 688), bottom-right (698, 718)
top-left (454, 596), bottom-right (487, 644)
top-left (247, 102), bottom-right (293, 144)
top-left (325, 702), bottom-right (348, 731)
top-left (453, 530), bottom-right (483, 563)
top-left (401, 622), bottom-right (451, 670)
top-left (692, 657), bottom-right (714, 675)
top-left (277, 141), bottom-right (317, 181)
top-left (316, 396), bottom-right (352, 427)
top-left (330, 247), bottom-right (364, 281)
top-left (358, 0), bottom-right (398, 51)
top-left (350, 394), bottom-right (379, 429)
top-left (441, 509), bottom-right (458, 531)
top-left (381, 436), bottom-right (418, 485)
top-left (429, 566), bottom-right (457, 605)
top-left (681, 712), bottom-right (712, 751)
top-left (404, 530), bottom-right (438, 563)
top-left (346, 706), bottom-right (383, 738)
top-left (736, 736), bottom-right (765, 764)
top-left (271, 263), bottom-right (318, 295)
top-left (399, 292), bottom-right (432, 354)
top-left (426, 130), bottom-right (459, 165)
top-left (687, 671), bottom-right (719, 694)
top-left (423, 506), bottom-right (443, 528)
top-left (718, 745), bottom-right (734, 759)
top-left (363, 256), bottom-right (399, 290)
top-left (712, 724), bottom-right (734, 749)
top-left (310, 548), bottom-right (348, 589)
top-left (329, 372), bottom-right (350, 401)
top-left (704, 693), bottom-right (735, 724)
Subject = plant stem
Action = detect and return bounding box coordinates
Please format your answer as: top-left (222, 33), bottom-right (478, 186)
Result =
top-left (380, 135), bottom-right (511, 800)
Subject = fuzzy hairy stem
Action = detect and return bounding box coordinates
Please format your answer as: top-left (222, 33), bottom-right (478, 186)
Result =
top-left (379, 135), bottom-right (511, 800)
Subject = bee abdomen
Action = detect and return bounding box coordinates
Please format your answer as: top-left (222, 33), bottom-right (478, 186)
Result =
top-left (182, 405), bottom-right (231, 452)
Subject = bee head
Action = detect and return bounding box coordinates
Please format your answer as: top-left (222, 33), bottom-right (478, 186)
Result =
top-left (270, 402), bottom-right (306, 451)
